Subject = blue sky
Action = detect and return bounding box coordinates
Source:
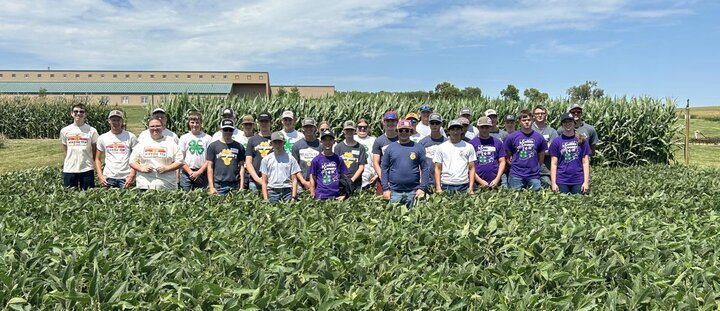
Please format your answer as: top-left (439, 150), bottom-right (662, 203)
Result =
top-left (1, 0), bottom-right (718, 105)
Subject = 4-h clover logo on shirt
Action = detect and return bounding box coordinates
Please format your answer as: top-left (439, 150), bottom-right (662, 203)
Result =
top-left (519, 149), bottom-right (529, 159)
top-left (564, 152), bottom-right (573, 161)
top-left (478, 154), bottom-right (488, 164)
top-left (284, 139), bottom-right (293, 153)
top-left (188, 140), bottom-right (204, 155)
top-left (322, 174), bottom-right (332, 185)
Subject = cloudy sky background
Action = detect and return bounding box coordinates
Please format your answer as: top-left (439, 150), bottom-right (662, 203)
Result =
top-left (0, 0), bottom-right (718, 105)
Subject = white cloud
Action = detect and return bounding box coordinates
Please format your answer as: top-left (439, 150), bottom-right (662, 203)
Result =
top-left (526, 40), bottom-right (619, 56)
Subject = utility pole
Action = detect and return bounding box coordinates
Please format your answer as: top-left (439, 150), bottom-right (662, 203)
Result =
top-left (684, 99), bottom-right (690, 165)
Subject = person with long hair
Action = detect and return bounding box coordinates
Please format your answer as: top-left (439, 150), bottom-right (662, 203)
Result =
top-left (550, 113), bottom-right (591, 194)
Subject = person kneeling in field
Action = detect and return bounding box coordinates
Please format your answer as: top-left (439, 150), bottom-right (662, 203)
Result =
top-left (505, 110), bottom-right (547, 191)
top-left (260, 132), bottom-right (301, 202)
top-left (381, 119), bottom-right (429, 208)
top-left (129, 118), bottom-right (183, 191)
top-left (434, 119), bottom-right (476, 194)
top-left (207, 119), bottom-right (245, 195)
top-left (468, 116), bottom-right (506, 189)
top-left (550, 113), bottom-right (591, 194)
top-left (309, 130), bottom-right (349, 200)
top-left (95, 110), bottom-right (137, 188)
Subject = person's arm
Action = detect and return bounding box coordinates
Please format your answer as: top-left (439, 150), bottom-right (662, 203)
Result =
top-left (351, 164), bottom-right (364, 183)
top-left (245, 155), bottom-right (262, 183)
top-left (492, 158), bottom-right (506, 188)
top-left (94, 148), bottom-right (108, 186)
top-left (434, 163), bottom-right (442, 193)
top-left (124, 167), bottom-right (136, 189)
top-left (467, 161), bottom-right (475, 193)
top-left (207, 160), bottom-right (217, 194)
top-left (581, 155), bottom-right (590, 193)
top-left (291, 173), bottom-right (298, 200)
top-left (550, 156), bottom-right (559, 193)
top-left (261, 175), bottom-right (269, 201)
top-left (239, 165), bottom-right (246, 190)
top-left (309, 174), bottom-right (316, 198)
top-left (372, 154), bottom-right (382, 181)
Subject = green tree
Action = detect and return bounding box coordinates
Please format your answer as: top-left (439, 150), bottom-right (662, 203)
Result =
top-left (275, 87), bottom-right (287, 98)
top-left (500, 84), bottom-right (520, 101)
top-left (523, 88), bottom-right (549, 103)
top-left (289, 87), bottom-right (301, 99)
top-left (434, 82), bottom-right (462, 99)
top-left (567, 81), bottom-right (604, 101)
top-left (461, 87), bottom-right (482, 98)
top-left (38, 87), bottom-right (47, 98)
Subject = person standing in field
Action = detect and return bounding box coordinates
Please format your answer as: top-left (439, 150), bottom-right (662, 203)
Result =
top-left (245, 112), bottom-right (274, 192)
top-left (504, 114), bottom-right (517, 135)
top-left (434, 119), bottom-right (476, 194)
top-left (416, 104), bottom-right (446, 138)
top-left (238, 114), bottom-right (255, 189)
top-left (353, 118), bottom-right (377, 190)
top-left (505, 110), bottom-right (548, 191)
top-left (178, 111), bottom-right (212, 191)
top-left (405, 112), bottom-right (424, 143)
top-left (211, 108), bottom-right (245, 142)
top-left (372, 111), bottom-right (399, 194)
top-left (309, 130), bottom-right (349, 200)
top-left (61, 103), bottom-right (99, 190)
top-left (557, 103), bottom-right (600, 153)
top-left (531, 105), bottom-right (558, 189)
top-left (550, 112), bottom-right (591, 194)
top-left (334, 120), bottom-right (367, 191)
top-left (129, 118), bottom-right (183, 191)
top-left (381, 119), bottom-right (429, 208)
top-left (260, 132), bottom-right (300, 202)
top-left (138, 108), bottom-right (178, 143)
top-left (418, 113), bottom-right (447, 192)
top-left (459, 117), bottom-right (473, 142)
top-left (459, 108), bottom-right (478, 140)
top-left (280, 110), bottom-right (302, 153)
top-left (95, 110), bottom-right (137, 188)
top-left (484, 109), bottom-right (508, 142)
top-left (469, 116), bottom-right (506, 189)
top-left (206, 119), bottom-right (245, 195)
top-left (291, 118), bottom-right (322, 191)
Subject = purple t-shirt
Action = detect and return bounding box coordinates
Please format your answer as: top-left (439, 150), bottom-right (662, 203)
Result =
top-left (309, 153), bottom-right (349, 199)
top-left (505, 130), bottom-right (548, 179)
top-left (549, 134), bottom-right (592, 185)
top-left (468, 136), bottom-right (506, 182)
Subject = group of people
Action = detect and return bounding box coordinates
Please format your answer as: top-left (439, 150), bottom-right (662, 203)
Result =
top-left (60, 102), bottom-right (599, 206)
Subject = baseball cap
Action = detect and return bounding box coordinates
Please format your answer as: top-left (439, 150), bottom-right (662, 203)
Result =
top-left (560, 112), bottom-right (574, 122)
top-left (302, 117), bottom-right (317, 127)
top-left (476, 116), bottom-right (492, 127)
top-left (152, 107), bottom-right (166, 114)
top-left (221, 118), bottom-right (235, 129)
top-left (459, 108), bottom-right (472, 116)
top-left (108, 110), bottom-right (124, 119)
top-left (241, 115), bottom-right (255, 124)
top-left (429, 112), bottom-right (443, 122)
top-left (222, 108), bottom-right (234, 117)
top-left (257, 112), bottom-right (272, 121)
top-left (405, 112), bottom-right (419, 121)
top-left (459, 117), bottom-right (470, 125)
top-left (448, 119), bottom-right (463, 128)
top-left (270, 131), bottom-right (285, 141)
top-left (484, 109), bottom-right (498, 117)
top-left (281, 110), bottom-right (294, 119)
top-left (320, 129), bottom-right (335, 139)
top-left (568, 103), bottom-right (583, 112)
top-left (397, 119), bottom-right (413, 129)
top-left (505, 114), bottom-right (516, 122)
top-left (419, 104), bottom-right (433, 112)
top-left (383, 111), bottom-right (398, 120)
top-left (343, 120), bottom-right (356, 130)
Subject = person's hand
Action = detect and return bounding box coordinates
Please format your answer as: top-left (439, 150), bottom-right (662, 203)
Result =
top-left (189, 171), bottom-right (201, 181)
top-left (124, 175), bottom-right (134, 188)
top-left (138, 165), bottom-right (153, 173)
top-left (155, 166), bottom-right (168, 174)
top-left (336, 195), bottom-right (346, 201)
top-left (209, 187), bottom-right (218, 194)
top-left (581, 182), bottom-right (590, 193)
top-left (468, 188), bottom-right (474, 194)
top-left (98, 175), bottom-right (108, 186)
top-left (369, 175), bottom-right (378, 184)
top-left (490, 178), bottom-right (501, 188)
top-left (301, 180), bottom-right (311, 189)
top-left (551, 183), bottom-right (559, 193)
top-left (478, 179), bottom-right (489, 188)
top-left (383, 190), bottom-right (391, 200)
top-left (415, 189), bottom-right (425, 198)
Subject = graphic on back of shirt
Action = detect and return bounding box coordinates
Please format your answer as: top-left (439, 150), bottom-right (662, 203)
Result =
top-left (256, 141), bottom-right (272, 158)
top-left (320, 161), bottom-right (339, 185)
top-left (143, 147), bottom-right (167, 158)
top-left (66, 133), bottom-right (90, 147)
top-left (217, 148), bottom-right (239, 165)
top-left (476, 145), bottom-right (497, 164)
top-left (518, 139), bottom-right (537, 160)
top-left (561, 141), bottom-right (579, 161)
top-left (188, 140), bottom-right (205, 155)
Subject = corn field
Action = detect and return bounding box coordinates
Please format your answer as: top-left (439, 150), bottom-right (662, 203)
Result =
top-left (0, 97), bottom-right (114, 139)
top-left (155, 94), bottom-right (679, 167)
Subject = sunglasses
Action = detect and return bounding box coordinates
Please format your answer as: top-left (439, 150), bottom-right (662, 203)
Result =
top-left (319, 128), bottom-right (329, 132)
top-left (357, 126), bottom-right (368, 130)
top-left (429, 121), bottom-right (441, 125)
top-left (73, 110), bottom-right (85, 114)
top-left (222, 128), bottom-right (234, 132)
top-left (398, 129), bottom-right (411, 134)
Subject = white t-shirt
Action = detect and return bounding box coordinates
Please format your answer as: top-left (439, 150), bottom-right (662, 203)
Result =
top-left (260, 152), bottom-right (301, 189)
top-left (281, 129), bottom-right (302, 153)
top-left (211, 128), bottom-right (246, 144)
top-left (465, 126), bottom-right (478, 140)
top-left (409, 133), bottom-right (424, 143)
top-left (434, 140), bottom-right (476, 185)
top-left (138, 128), bottom-right (178, 144)
top-left (354, 135), bottom-right (376, 187)
top-left (130, 136), bottom-right (183, 190)
top-left (416, 122), bottom-right (446, 137)
top-left (179, 132), bottom-right (213, 169)
top-left (60, 123), bottom-right (99, 173)
top-left (96, 130), bottom-right (138, 178)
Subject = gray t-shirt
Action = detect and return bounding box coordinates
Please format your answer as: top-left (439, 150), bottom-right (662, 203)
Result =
top-left (206, 140), bottom-right (245, 183)
top-left (260, 152), bottom-right (301, 189)
top-left (334, 141), bottom-right (368, 188)
top-left (490, 129), bottom-right (509, 142)
top-left (291, 138), bottom-right (321, 181)
top-left (533, 123), bottom-right (558, 176)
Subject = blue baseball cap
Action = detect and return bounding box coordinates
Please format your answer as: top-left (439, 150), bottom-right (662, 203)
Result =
top-left (419, 104), bottom-right (433, 112)
top-left (383, 111), bottom-right (398, 120)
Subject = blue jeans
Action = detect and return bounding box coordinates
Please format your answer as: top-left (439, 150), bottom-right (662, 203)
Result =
top-left (390, 191), bottom-right (416, 208)
top-left (179, 169), bottom-right (208, 191)
top-left (215, 181), bottom-right (238, 195)
top-left (441, 184), bottom-right (468, 193)
top-left (268, 187), bottom-right (292, 202)
top-left (63, 170), bottom-right (95, 190)
top-left (247, 180), bottom-right (260, 192)
top-left (508, 176), bottom-right (541, 191)
top-left (500, 174), bottom-right (508, 188)
top-left (106, 177), bottom-right (126, 188)
top-left (540, 175), bottom-right (551, 189)
top-left (558, 184), bottom-right (583, 194)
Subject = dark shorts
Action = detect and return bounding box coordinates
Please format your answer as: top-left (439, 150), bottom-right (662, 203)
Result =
top-left (63, 170), bottom-right (95, 190)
